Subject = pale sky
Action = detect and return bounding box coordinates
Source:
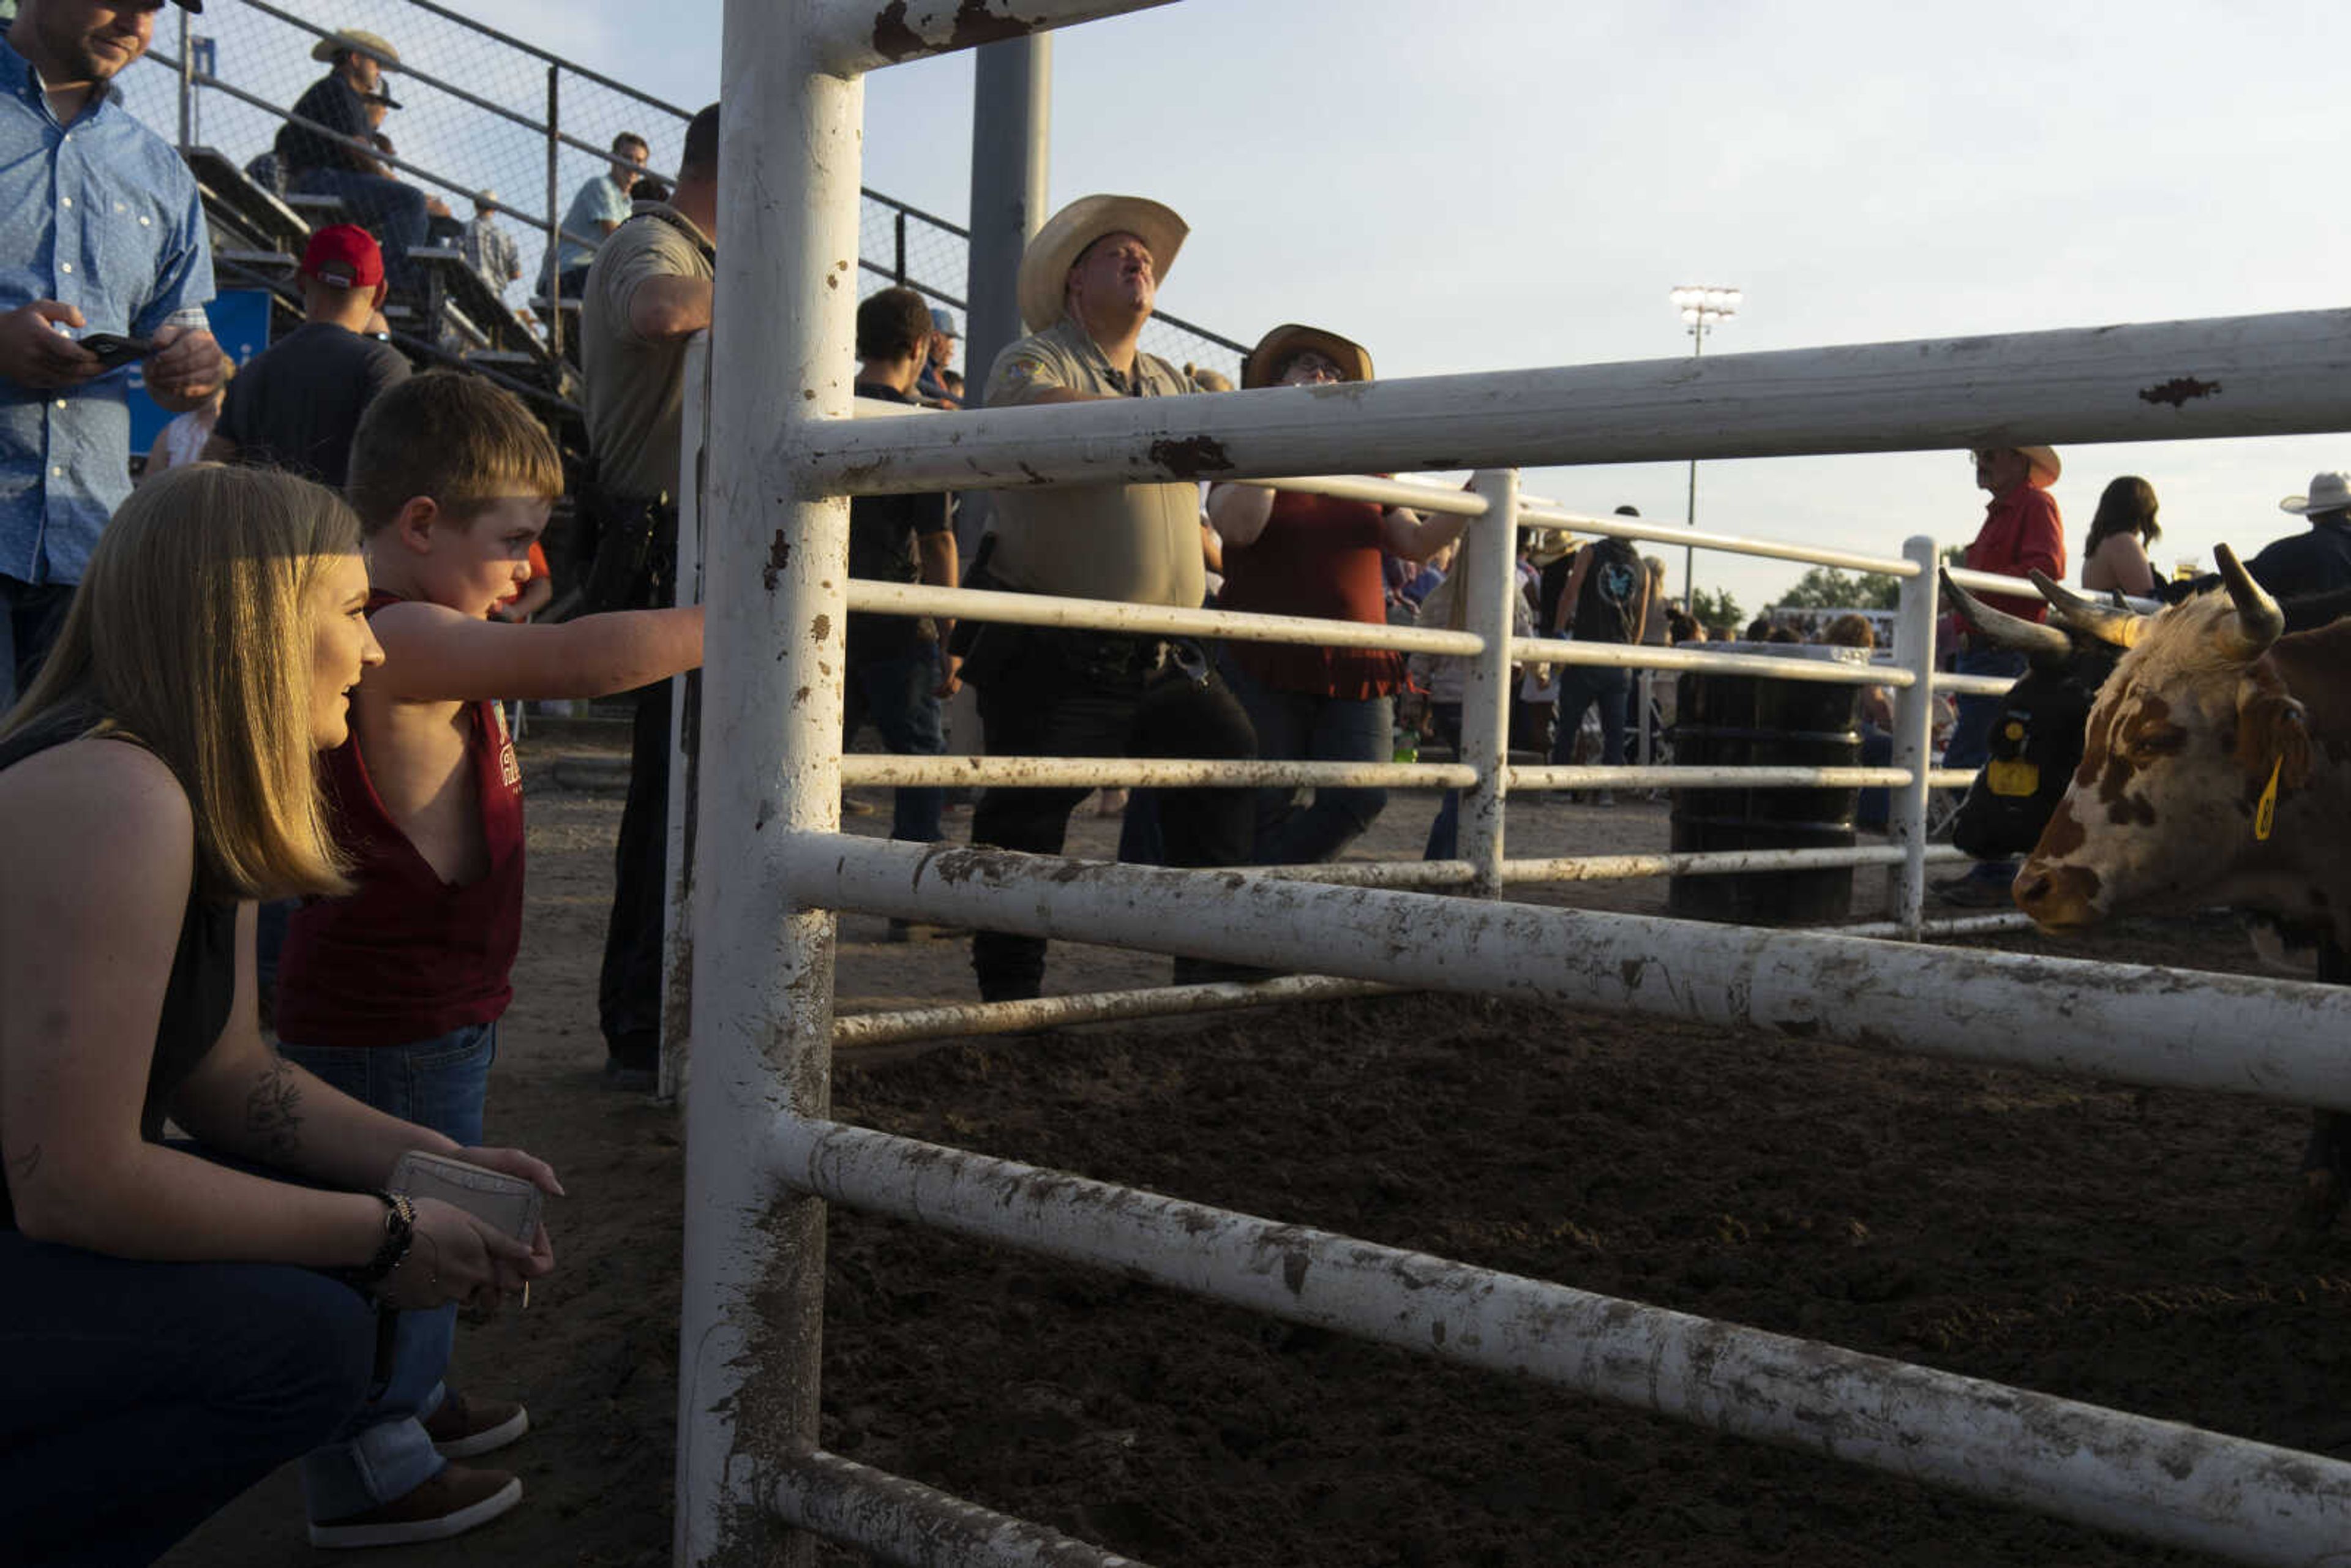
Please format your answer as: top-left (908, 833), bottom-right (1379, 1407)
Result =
top-left (139, 0), bottom-right (2351, 615)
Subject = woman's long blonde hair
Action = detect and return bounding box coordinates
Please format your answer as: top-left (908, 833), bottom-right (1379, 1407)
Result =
top-left (1, 464), bottom-right (363, 900)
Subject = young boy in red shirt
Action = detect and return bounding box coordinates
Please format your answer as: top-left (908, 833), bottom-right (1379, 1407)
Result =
top-left (274, 372), bottom-right (702, 1546)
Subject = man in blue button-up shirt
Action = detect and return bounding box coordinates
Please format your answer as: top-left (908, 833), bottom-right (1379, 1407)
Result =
top-left (0, 0), bottom-right (222, 706)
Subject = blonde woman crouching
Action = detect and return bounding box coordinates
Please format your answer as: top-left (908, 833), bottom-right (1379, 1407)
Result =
top-left (0, 465), bottom-right (558, 1566)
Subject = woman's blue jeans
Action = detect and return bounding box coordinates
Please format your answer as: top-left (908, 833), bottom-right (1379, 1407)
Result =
top-left (1218, 652), bottom-right (1392, 865)
top-left (0, 1226), bottom-right (375, 1564)
top-left (279, 1021), bottom-right (497, 1520)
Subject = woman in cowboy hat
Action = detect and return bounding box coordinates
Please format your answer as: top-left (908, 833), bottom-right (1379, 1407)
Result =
top-left (1206, 326), bottom-right (1472, 865)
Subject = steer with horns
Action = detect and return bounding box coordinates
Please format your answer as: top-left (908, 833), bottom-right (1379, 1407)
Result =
top-left (1944, 568), bottom-right (2351, 970)
top-left (2012, 549), bottom-right (2351, 1223)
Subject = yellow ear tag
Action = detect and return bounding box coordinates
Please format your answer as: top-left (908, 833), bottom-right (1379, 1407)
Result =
top-left (2254, 754), bottom-right (2283, 842)
top-left (1987, 758), bottom-right (2039, 798)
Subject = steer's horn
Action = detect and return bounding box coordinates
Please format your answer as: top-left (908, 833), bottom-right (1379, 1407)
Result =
top-left (2031, 570), bottom-right (2147, 650)
top-left (1940, 568), bottom-right (2072, 660)
top-left (2214, 544), bottom-right (2285, 658)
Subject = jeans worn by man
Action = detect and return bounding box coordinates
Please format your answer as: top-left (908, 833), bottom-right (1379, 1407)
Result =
top-left (1551, 662), bottom-right (1631, 793)
top-left (969, 629), bottom-right (1254, 999)
top-left (844, 646), bottom-right (947, 844)
top-left (1218, 648), bottom-right (1391, 866)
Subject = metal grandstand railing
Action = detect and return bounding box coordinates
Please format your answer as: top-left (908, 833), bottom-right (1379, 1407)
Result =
top-left (115, 0), bottom-right (1249, 381)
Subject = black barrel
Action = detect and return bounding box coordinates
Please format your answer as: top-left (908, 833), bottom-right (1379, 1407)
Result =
top-left (1668, 642), bottom-right (1868, 923)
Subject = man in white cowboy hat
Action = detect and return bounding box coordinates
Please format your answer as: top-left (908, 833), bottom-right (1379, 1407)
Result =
top-left (964, 193), bottom-right (1258, 1002)
top-left (2246, 471), bottom-right (2351, 598)
top-left (1935, 442), bottom-right (2066, 904)
top-left (277, 26), bottom-right (430, 293)
top-left (0, 0), bottom-right (226, 708)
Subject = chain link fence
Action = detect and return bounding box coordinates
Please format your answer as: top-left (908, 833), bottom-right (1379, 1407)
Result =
top-left (112, 0), bottom-right (1243, 380)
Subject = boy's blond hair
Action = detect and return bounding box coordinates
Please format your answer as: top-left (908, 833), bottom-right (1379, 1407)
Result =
top-left (345, 371), bottom-right (563, 534)
top-left (2, 465), bottom-right (364, 900)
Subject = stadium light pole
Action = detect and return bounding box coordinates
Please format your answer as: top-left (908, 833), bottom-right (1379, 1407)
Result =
top-left (1669, 284), bottom-right (1741, 614)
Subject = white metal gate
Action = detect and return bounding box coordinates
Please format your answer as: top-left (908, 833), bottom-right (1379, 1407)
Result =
top-left (672, 2), bottom-right (2351, 1563)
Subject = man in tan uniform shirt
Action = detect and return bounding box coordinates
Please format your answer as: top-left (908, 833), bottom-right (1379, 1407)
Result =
top-left (965, 194), bottom-right (1256, 1002)
top-left (578, 102), bottom-right (716, 1089)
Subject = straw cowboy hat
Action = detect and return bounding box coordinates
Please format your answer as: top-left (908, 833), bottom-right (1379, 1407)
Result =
top-left (1241, 324), bottom-right (1374, 390)
top-left (1526, 527), bottom-right (1577, 566)
top-left (2018, 445), bottom-right (2061, 484)
top-left (1974, 444), bottom-right (2060, 484)
top-left (2281, 471), bottom-right (2351, 516)
top-left (312, 28), bottom-right (401, 66)
top-left (1016, 195), bottom-right (1187, 334)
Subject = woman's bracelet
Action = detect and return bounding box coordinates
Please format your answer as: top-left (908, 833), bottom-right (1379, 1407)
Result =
top-left (344, 1190), bottom-right (417, 1287)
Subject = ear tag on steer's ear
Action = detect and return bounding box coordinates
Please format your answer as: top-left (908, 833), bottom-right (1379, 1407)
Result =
top-left (2255, 755), bottom-right (2283, 842)
top-left (1987, 758), bottom-right (2039, 797)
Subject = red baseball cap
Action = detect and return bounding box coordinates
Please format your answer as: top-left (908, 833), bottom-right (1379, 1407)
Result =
top-left (302, 224), bottom-right (385, 290)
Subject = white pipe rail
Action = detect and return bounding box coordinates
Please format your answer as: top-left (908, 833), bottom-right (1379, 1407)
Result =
top-left (792, 309), bottom-right (2351, 496)
top-left (833, 975), bottom-right (1405, 1051)
top-left (789, 833), bottom-right (2351, 1111)
top-left (836, 754), bottom-right (1477, 789)
top-left (772, 1450), bottom-right (1153, 1567)
top-left (1227, 472), bottom-right (1489, 516)
top-left (1516, 765), bottom-right (1916, 790)
top-left (773, 1116), bottom-right (2351, 1568)
top-left (1499, 845), bottom-right (1969, 883)
top-left (1937, 670), bottom-right (2028, 696)
top-left (1843, 912), bottom-right (2041, 940)
top-left (1510, 637), bottom-right (1913, 685)
top-left (1239, 860), bottom-right (1480, 888)
top-left (1518, 499), bottom-right (1922, 579)
top-left (1946, 564), bottom-right (2058, 602)
top-left (852, 580), bottom-right (1485, 656)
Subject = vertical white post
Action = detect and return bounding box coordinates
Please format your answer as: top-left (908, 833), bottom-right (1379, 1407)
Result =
top-left (1458, 468), bottom-right (1519, 896)
top-left (677, 2), bottom-right (858, 1562)
top-left (1886, 535), bottom-right (1940, 937)
top-left (658, 339), bottom-right (711, 1103)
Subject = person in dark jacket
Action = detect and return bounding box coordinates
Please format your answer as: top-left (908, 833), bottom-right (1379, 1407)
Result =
top-left (277, 28), bottom-right (429, 293)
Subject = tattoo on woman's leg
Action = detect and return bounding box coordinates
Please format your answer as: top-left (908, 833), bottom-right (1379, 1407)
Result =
top-left (246, 1055), bottom-right (305, 1162)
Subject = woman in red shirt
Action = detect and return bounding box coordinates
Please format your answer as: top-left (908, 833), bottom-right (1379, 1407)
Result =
top-left (1207, 325), bottom-right (1469, 863)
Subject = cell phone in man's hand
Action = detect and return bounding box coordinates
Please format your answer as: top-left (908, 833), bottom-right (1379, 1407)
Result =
top-left (80, 333), bottom-right (156, 370)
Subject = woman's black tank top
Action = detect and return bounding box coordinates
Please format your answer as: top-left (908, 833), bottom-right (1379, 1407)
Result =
top-left (0, 707), bottom-right (237, 1229)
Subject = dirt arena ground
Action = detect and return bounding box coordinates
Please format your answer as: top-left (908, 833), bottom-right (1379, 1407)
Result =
top-left (164, 724), bottom-right (2351, 1567)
